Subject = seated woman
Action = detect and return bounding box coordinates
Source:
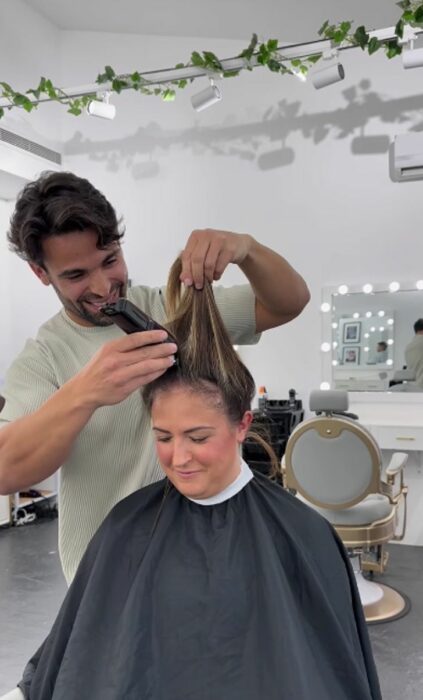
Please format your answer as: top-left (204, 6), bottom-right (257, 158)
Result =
top-left (9, 259), bottom-right (381, 700)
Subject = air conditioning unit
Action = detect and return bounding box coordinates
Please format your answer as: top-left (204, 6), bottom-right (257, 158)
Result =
top-left (0, 126), bottom-right (62, 200)
top-left (390, 132), bottom-right (423, 183)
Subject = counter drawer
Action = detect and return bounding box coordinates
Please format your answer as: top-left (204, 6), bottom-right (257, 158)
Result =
top-left (376, 426), bottom-right (423, 451)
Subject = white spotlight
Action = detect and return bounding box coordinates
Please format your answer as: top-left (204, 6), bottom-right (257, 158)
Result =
top-left (312, 63), bottom-right (345, 90)
top-left (338, 284), bottom-right (349, 295)
top-left (321, 342), bottom-right (331, 353)
top-left (416, 280), bottom-right (423, 290)
top-left (320, 302), bottom-right (331, 313)
top-left (362, 283), bottom-right (373, 294)
top-left (87, 92), bottom-right (116, 120)
top-left (191, 79), bottom-right (221, 112)
top-left (403, 47), bottom-right (423, 69)
top-left (389, 281), bottom-right (400, 293)
top-left (320, 382), bottom-right (331, 391)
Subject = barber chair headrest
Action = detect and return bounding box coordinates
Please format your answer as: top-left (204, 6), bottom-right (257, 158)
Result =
top-left (309, 390), bottom-right (349, 414)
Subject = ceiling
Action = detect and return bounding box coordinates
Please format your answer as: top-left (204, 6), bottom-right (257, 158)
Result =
top-left (23, 0), bottom-right (401, 42)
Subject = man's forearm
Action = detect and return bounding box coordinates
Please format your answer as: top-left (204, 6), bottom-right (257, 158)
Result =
top-left (0, 380), bottom-right (95, 494)
top-left (239, 237), bottom-right (310, 332)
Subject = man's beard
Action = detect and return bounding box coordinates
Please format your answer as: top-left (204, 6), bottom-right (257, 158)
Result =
top-left (53, 282), bottom-right (127, 327)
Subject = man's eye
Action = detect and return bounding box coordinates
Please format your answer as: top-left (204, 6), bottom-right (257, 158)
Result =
top-left (68, 274), bottom-right (84, 281)
top-left (104, 258), bottom-right (117, 266)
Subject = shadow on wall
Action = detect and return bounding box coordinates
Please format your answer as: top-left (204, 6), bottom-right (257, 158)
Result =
top-left (63, 80), bottom-right (423, 177)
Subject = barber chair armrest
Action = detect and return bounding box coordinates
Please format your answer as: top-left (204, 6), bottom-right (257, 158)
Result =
top-left (385, 452), bottom-right (408, 477)
top-left (381, 452), bottom-right (407, 503)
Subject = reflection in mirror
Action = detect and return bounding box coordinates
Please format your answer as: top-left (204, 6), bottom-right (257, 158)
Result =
top-left (321, 285), bottom-right (423, 392)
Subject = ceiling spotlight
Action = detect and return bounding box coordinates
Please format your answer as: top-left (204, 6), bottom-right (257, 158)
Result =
top-left (87, 92), bottom-right (116, 120)
top-left (389, 281), bottom-right (400, 293)
top-left (191, 78), bottom-right (221, 112)
top-left (338, 284), bottom-right (349, 295)
top-left (402, 48), bottom-right (423, 69)
top-left (311, 51), bottom-right (345, 90)
top-left (416, 280), bottom-right (423, 290)
top-left (362, 283), bottom-right (373, 294)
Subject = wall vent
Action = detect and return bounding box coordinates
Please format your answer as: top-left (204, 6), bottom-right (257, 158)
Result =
top-left (0, 127), bottom-right (62, 165)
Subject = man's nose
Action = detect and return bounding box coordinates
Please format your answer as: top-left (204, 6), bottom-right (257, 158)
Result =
top-left (88, 271), bottom-right (111, 298)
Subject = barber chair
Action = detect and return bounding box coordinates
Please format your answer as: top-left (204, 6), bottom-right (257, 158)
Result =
top-left (283, 390), bottom-right (408, 623)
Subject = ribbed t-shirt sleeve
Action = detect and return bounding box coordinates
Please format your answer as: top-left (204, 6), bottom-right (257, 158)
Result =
top-left (0, 339), bottom-right (58, 428)
top-left (213, 284), bottom-right (260, 345)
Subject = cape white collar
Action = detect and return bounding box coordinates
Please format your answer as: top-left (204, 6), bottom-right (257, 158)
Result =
top-left (187, 459), bottom-right (253, 506)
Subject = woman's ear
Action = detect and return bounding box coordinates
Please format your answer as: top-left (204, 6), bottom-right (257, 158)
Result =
top-left (237, 410), bottom-right (253, 442)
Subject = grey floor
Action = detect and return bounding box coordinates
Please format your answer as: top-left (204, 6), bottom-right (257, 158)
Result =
top-left (0, 520), bottom-right (422, 699)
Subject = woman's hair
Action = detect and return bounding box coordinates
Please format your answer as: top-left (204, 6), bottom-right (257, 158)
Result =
top-left (142, 258), bottom-right (280, 477)
top-left (8, 171), bottom-right (125, 267)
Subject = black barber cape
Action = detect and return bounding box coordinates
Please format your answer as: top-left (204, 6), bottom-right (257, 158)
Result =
top-left (19, 472), bottom-right (381, 700)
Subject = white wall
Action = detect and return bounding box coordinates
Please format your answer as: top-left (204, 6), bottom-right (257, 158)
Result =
top-left (3, 11), bottom-right (423, 405)
top-left (0, 0), bottom-right (63, 378)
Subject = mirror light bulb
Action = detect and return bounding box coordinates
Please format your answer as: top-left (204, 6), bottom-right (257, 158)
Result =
top-left (320, 382), bottom-right (330, 391)
top-left (378, 311), bottom-right (385, 317)
top-left (416, 280), bottom-right (423, 290)
top-left (321, 342), bottom-right (331, 353)
top-left (389, 281), bottom-right (400, 292)
top-left (353, 312), bottom-right (359, 319)
top-left (320, 302), bottom-right (331, 312)
top-left (338, 285), bottom-right (349, 295)
top-left (362, 284), bottom-right (373, 294)
top-left (365, 311), bottom-right (372, 318)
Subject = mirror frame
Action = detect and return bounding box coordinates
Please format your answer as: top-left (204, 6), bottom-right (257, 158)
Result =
top-left (321, 281), bottom-right (423, 403)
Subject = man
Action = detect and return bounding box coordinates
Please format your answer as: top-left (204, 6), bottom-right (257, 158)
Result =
top-left (405, 318), bottom-right (423, 387)
top-left (0, 171), bottom-right (309, 583)
top-left (375, 341), bottom-right (388, 363)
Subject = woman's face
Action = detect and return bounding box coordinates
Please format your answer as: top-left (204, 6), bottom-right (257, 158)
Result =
top-left (151, 386), bottom-right (252, 499)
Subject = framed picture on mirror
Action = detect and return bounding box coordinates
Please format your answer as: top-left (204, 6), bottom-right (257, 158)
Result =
top-left (342, 346), bottom-right (360, 365)
top-left (343, 321), bottom-right (361, 343)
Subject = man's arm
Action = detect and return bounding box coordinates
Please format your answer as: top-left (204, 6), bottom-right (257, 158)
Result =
top-left (0, 330), bottom-right (176, 495)
top-left (179, 229), bottom-right (310, 332)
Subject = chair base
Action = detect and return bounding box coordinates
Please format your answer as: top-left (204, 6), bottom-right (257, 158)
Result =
top-left (364, 583), bottom-right (408, 624)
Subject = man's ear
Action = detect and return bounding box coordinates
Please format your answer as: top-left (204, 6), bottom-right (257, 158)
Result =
top-left (29, 262), bottom-right (51, 286)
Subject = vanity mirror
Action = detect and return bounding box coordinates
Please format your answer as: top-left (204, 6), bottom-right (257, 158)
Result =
top-left (321, 281), bottom-right (423, 392)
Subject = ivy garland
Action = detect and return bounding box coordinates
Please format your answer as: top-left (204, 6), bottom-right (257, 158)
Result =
top-left (0, 0), bottom-right (422, 120)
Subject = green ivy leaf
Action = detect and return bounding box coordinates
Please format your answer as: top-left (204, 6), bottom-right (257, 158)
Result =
top-left (96, 65), bottom-right (116, 84)
top-left (266, 39), bottom-right (279, 52)
top-left (403, 10), bottom-right (415, 21)
top-left (191, 51), bottom-right (206, 68)
top-left (0, 108), bottom-right (4, 118)
top-left (306, 54), bottom-right (322, 64)
top-left (340, 21), bottom-right (352, 34)
top-left (68, 103), bottom-right (82, 116)
top-left (202, 51), bottom-right (222, 70)
top-left (318, 20), bottom-right (330, 36)
top-left (162, 88), bottom-right (175, 101)
top-left (353, 25), bottom-right (369, 49)
top-left (415, 7), bottom-right (423, 22)
top-left (239, 33), bottom-right (258, 63)
top-left (291, 59), bottom-right (302, 67)
top-left (395, 18), bottom-right (404, 38)
top-left (368, 37), bottom-right (382, 54)
top-left (267, 58), bottom-right (282, 72)
top-left (111, 78), bottom-right (128, 94)
top-left (385, 40), bottom-right (403, 58)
